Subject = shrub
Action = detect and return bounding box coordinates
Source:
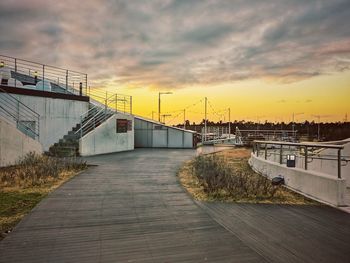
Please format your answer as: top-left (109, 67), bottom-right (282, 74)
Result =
top-left (0, 152), bottom-right (87, 188)
top-left (192, 154), bottom-right (278, 200)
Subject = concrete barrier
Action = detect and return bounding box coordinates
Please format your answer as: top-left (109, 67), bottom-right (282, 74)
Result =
top-left (0, 117), bottom-right (43, 167)
top-left (249, 153), bottom-right (346, 206)
top-left (79, 113), bottom-right (134, 156)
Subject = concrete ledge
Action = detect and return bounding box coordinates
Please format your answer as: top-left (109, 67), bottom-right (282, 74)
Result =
top-left (249, 153), bottom-right (346, 206)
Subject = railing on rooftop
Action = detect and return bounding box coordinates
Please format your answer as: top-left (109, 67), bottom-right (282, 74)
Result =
top-left (87, 89), bottom-right (132, 114)
top-left (252, 140), bottom-right (347, 179)
top-left (0, 54), bottom-right (87, 96)
top-left (0, 87), bottom-right (40, 139)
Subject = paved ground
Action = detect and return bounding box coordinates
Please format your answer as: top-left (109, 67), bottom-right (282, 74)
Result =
top-left (0, 148), bottom-right (349, 262)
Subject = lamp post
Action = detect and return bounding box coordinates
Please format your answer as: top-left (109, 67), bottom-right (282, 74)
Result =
top-left (158, 91), bottom-right (172, 122)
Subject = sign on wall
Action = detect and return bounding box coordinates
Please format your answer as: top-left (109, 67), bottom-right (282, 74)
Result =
top-left (116, 119), bottom-right (128, 133)
top-left (127, 120), bottom-right (132, 131)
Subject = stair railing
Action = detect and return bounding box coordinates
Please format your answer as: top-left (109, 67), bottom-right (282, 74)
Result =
top-left (0, 87), bottom-right (40, 139)
top-left (75, 93), bottom-right (117, 138)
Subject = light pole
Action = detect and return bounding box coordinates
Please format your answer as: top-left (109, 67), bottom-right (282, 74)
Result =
top-left (228, 108), bottom-right (231, 139)
top-left (158, 92), bottom-right (172, 122)
top-left (292, 112), bottom-right (303, 139)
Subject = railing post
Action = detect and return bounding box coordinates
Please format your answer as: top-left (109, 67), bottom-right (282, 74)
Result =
top-left (79, 82), bottom-right (82, 96)
top-left (305, 146), bottom-right (308, 170)
top-left (42, 65), bottom-right (45, 91)
top-left (130, 96), bottom-right (132, 114)
top-left (85, 74), bottom-right (88, 95)
top-left (65, 70), bottom-right (68, 93)
top-left (80, 116), bottom-right (83, 139)
top-left (265, 143), bottom-right (267, 160)
top-left (338, 149), bottom-right (342, 179)
top-left (14, 58), bottom-right (17, 88)
top-left (279, 144), bottom-right (283, 164)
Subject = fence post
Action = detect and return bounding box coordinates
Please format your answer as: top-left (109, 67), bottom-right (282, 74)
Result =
top-left (257, 143), bottom-right (260, 157)
top-left (14, 58), bottom-right (17, 88)
top-left (338, 149), bottom-right (342, 179)
top-left (265, 143), bottom-right (267, 160)
top-left (279, 144), bottom-right (283, 164)
top-left (305, 146), bottom-right (308, 170)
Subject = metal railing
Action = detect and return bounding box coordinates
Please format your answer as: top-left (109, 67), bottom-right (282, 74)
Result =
top-left (252, 140), bottom-right (346, 178)
top-left (87, 88), bottom-right (132, 114)
top-left (0, 87), bottom-right (40, 139)
top-left (75, 90), bottom-right (132, 138)
top-left (0, 54), bottom-right (87, 95)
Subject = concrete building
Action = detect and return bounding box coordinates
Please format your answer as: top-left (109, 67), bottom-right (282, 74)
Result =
top-left (134, 116), bottom-right (197, 148)
top-left (0, 55), bottom-right (199, 166)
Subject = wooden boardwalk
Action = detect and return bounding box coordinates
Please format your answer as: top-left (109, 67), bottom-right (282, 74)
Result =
top-left (0, 148), bottom-right (349, 262)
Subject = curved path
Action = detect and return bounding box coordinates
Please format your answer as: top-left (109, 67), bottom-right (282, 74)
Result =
top-left (1, 149), bottom-right (349, 262)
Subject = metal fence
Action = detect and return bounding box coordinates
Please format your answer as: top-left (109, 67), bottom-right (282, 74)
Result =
top-left (0, 87), bottom-right (40, 139)
top-left (252, 140), bottom-right (347, 178)
top-left (0, 54), bottom-right (87, 95)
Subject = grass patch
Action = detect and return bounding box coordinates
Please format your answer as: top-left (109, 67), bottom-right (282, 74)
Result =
top-left (178, 148), bottom-right (318, 205)
top-left (0, 152), bottom-right (87, 239)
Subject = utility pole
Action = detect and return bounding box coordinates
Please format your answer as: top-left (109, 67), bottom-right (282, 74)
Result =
top-left (183, 109), bottom-right (186, 129)
top-left (158, 93), bottom-right (161, 122)
top-left (228, 108), bottom-right (231, 139)
top-left (204, 97), bottom-right (207, 142)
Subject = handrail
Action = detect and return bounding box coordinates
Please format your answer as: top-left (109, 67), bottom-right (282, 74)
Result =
top-left (0, 54), bottom-right (88, 96)
top-left (254, 140), bottom-right (344, 149)
top-left (253, 140), bottom-right (345, 178)
top-left (0, 54), bottom-right (86, 75)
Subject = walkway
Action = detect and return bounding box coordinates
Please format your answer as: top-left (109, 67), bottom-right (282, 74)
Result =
top-left (0, 149), bottom-right (349, 262)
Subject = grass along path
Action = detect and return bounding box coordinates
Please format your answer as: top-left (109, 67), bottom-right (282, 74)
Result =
top-left (0, 153), bottom-right (87, 240)
top-left (178, 147), bottom-right (318, 205)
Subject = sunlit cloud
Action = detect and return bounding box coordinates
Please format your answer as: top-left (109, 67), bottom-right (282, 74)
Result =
top-left (1, 0), bottom-right (350, 89)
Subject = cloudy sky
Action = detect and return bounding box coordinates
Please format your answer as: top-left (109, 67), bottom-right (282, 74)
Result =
top-left (1, 0), bottom-right (349, 122)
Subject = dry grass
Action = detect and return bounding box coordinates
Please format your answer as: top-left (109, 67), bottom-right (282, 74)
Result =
top-left (0, 152), bottom-right (87, 239)
top-left (178, 148), bottom-right (318, 205)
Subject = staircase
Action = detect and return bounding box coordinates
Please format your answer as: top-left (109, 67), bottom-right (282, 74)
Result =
top-left (48, 104), bottom-right (114, 157)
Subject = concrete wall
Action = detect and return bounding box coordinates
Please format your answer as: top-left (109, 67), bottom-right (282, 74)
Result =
top-left (134, 117), bottom-right (194, 148)
top-left (0, 117), bottom-right (43, 167)
top-left (79, 113), bottom-right (134, 156)
top-left (0, 93), bottom-right (89, 150)
top-left (249, 153), bottom-right (346, 206)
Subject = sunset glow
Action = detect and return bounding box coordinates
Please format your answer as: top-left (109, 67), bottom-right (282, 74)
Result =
top-left (1, 0), bottom-right (349, 123)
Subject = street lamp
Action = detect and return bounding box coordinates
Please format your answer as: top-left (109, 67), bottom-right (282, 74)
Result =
top-left (158, 91), bottom-right (173, 122)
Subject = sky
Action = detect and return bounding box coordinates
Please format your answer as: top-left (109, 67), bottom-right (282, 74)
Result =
top-left (1, 0), bottom-right (349, 124)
